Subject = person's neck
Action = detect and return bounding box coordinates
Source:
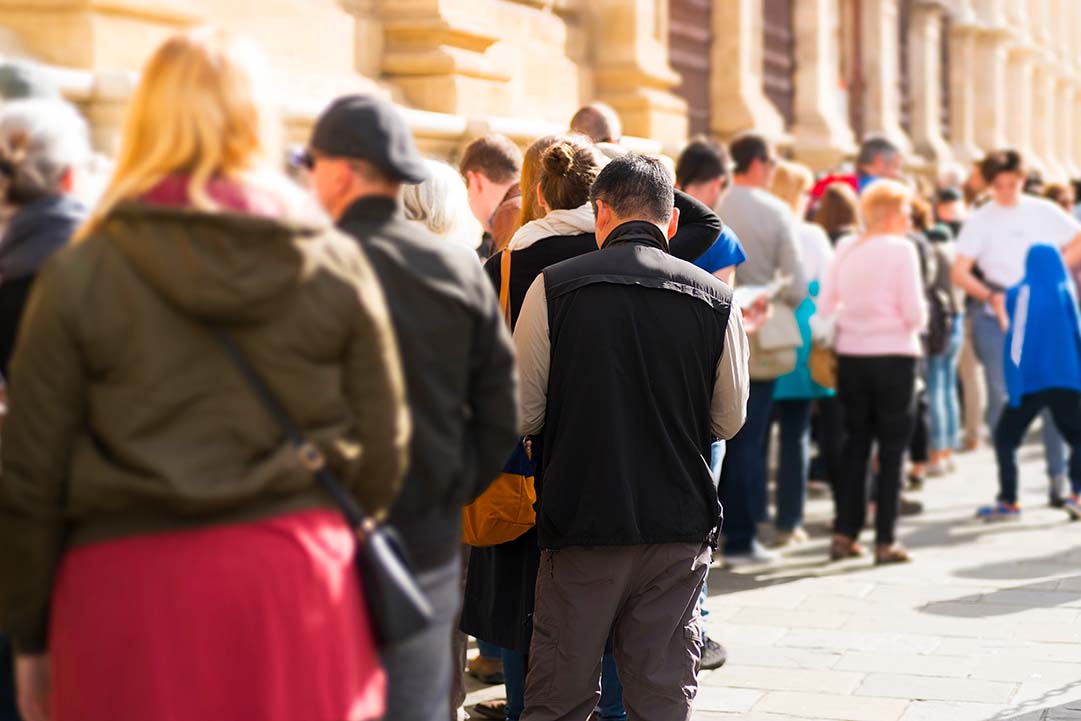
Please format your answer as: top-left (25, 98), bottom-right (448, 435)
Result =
top-left (732, 174), bottom-right (761, 189)
top-left (332, 187), bottom-right (398, 221)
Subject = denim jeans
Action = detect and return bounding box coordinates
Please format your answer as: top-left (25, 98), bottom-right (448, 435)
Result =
top-left (928, 316), bottom-right (964, 452)
top-left (720, 380), bottom-right (776, 553)
top-left (598, 641), bottom-right (627, 721)
top-left (477, 639), bottom-right (502, 660)
top-left (971, 309), bottom-right (1066, 478)
top-left (774, 399), bottom-right (813, 532)
top-left (995, 390), bottom-right (1081, 504)
top-left (503, 648), bottom-right (527, 721)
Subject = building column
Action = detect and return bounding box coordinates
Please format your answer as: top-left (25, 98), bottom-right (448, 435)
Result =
top-left (970, 1), bottom-right (1010, 155)
top-left (1031, 63), bottom-right (1061, 179)
top-left (1051, 0), bottom-right (1079, 178)
top-left (587, 0), bottom-right (688, 146)
top-left (790, 0), bottom-right (856, 169)
top-left (0, 0), bottom-right (200, 70)
top-left (907, 1), bottom-right (951, 166)
top-left (1057, 78), bottom-right (1077, 180)
top-left (947, 2), bottom-right (982, 163)
top-left (375, 0), bottom-right (512, 117)
top-left (858, 0), bottom-right (912, 154)
top-left (710, 0), bottom-right (789, 144)
top-left (1003, 45), bottom-right (1037, 168)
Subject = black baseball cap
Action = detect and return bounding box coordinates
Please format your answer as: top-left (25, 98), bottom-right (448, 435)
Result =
top-left (308, 94), bottom-right (428, 184)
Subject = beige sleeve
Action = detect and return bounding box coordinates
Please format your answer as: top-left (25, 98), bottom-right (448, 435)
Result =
top-left (712, 304), bottom-right (750, 439)
top-left (513, 275), bottom-right (550, 436)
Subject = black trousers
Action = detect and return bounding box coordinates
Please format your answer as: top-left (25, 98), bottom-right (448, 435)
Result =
top-left (834, 355), bottom-right (917, 545)
top-left (995, 389), bottom-right (1081, 505)
top-left (813, 396), bottom-right (846, 493)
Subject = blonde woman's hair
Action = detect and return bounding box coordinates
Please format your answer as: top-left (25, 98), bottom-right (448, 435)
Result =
top-left (860, 178), bottom-right (912, 230)
top-left (78, 28), bottom-right (280, 238)
top-left (403, 158), bottom-right (483, 250)
top-left (518, 134), bottom-right (566, 230)
top-left (768, 159), bottom-right (814, 214)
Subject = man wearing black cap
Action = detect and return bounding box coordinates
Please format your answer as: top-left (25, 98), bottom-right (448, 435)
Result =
top-left (305, 94), bottom-right (520, 721)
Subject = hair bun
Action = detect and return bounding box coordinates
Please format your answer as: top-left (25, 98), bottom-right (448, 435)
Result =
top-left (541, 142), bottom-right (576, 177)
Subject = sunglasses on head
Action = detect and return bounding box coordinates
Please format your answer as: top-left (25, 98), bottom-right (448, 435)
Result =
top-left (291, 148), bottom-right (316, 171)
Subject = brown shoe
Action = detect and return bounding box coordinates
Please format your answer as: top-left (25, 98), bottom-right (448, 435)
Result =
top-left (899, 495), bottom-right (924, 516)
top-left (472, 699), bottom-right (507, 720)
top-left (874, 543), bottom-right (912, 565)
top-left (466, 655), bottom-right (504, 685)
top-left (829, 535), bottom-right (866, 561)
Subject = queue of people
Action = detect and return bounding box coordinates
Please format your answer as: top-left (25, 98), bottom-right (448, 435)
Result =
top-left (0, 26), bottom-right (1080, 721)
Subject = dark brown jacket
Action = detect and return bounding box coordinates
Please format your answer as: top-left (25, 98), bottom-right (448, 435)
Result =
top-left (0, 203), bottom-right (409, 652)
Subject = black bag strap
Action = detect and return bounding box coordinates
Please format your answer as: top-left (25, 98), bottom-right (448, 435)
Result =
top-left (210, 328), bottom-right (372, 536)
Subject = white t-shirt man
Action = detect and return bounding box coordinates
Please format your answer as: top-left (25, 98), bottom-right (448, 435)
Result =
top-left (956, 195), bottom-right (1081, 288)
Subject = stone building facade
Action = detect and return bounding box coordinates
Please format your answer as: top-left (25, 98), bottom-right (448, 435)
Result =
top-left (1, 0), bottom-right (1079, 178)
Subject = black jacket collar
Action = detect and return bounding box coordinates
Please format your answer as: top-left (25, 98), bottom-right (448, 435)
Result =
top-left (337, 195), bottom-right (401, 227)
top-left (601, 221), bottom-right (670, 252)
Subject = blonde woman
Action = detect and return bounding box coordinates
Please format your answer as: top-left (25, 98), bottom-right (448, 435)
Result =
top-left (0, 29), bottom-right (408, 721)
top-left (818, 179), bottom-right (928, 565)
top-left (767, 160), bottom-right (834, 546)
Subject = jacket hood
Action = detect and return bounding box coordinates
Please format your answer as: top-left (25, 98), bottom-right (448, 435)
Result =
top-left (1004, 243), bottom-right (1081, 405)
top-left (0, 195), bottom-right (87, 282)
top-left (101, 202), bottom-right (332, 323)
top-left (508, 202), bottom-right (596, 251)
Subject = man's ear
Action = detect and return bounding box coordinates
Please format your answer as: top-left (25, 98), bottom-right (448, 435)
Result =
top-left (666, 206), bottom-right (681, 240)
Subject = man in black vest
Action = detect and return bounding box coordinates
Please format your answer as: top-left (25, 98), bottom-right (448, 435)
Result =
top-left (514, 154), bottom-right (749, 721)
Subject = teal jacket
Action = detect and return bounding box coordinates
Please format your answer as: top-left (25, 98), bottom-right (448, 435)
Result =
top-left (774, 280), bottom-right (835, 401)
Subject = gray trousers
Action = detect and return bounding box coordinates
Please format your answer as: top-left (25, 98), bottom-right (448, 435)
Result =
top-left (521, 543), bottom-right (711, 721)
top-left (381, 552), bottom-right (462, 721)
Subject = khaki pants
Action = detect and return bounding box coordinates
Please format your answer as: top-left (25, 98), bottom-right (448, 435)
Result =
top-left (960, 315), bottom-right (985, 447)
top-left (521, 543), bottom-right (710, 721)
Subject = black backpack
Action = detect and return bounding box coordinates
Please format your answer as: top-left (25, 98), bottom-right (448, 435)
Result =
top-left (910, 233), bottom-right (955, 357)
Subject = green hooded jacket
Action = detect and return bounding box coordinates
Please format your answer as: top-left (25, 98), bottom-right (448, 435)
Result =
top-left (0, 202), bottom-right (410, 652)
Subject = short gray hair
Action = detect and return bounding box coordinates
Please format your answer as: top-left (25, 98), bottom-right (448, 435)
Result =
top-left (0, 98), bottom-right (90, 204)
top-left (856, 135), bottom-right (900, 171)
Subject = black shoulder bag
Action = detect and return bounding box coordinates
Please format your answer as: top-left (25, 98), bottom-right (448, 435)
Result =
top-left (211, 328), bottom-right (433, 648)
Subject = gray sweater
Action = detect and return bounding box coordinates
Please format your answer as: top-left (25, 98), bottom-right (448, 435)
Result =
top-left (717, 185), bottom-right (806, 308)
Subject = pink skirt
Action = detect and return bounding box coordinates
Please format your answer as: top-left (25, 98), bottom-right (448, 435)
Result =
top-left (49, 509), bottom-right (385, 721)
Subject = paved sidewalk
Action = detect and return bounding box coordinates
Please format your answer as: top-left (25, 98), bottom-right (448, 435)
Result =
top-left (464, 437), bottom-right (1081, 720)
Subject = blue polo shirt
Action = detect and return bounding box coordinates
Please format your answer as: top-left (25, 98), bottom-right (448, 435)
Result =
top-left (693, 224), bottom-right (746, 274)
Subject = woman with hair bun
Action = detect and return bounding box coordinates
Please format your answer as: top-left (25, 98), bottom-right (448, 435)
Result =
top-left (463, 134), bottom-right (603, 721)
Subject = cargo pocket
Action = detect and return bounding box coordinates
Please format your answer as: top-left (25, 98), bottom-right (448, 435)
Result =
top-left (527, 619), bottom-right (560, 702)
top-left (683, 620), bottom-right (704, 699)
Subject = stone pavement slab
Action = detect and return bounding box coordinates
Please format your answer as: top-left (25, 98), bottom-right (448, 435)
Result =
top-left (463, 436), bottom-right (1081, 720)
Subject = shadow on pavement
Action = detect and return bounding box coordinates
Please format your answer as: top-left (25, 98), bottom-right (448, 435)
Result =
top-left (918, 547), bottom-right (1081, 617)
top-left (984, 679), bottom-right (1081, 720)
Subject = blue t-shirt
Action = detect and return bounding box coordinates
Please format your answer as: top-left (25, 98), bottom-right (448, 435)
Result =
top-left (693, 224), bottom-right (746, 274)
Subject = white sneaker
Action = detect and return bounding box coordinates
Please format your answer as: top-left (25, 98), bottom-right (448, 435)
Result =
top-left (773, 526), bottom-right (809, 548)
top-left (725, 540), bottom-right (781, 568)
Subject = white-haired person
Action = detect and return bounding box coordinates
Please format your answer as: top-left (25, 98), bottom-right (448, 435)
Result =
top-left (403, 158), bottom-right (484, 253)
top-left (0, 98), bottom-right (91, 377)
top-left (0, 28), bottom-right (409, 721)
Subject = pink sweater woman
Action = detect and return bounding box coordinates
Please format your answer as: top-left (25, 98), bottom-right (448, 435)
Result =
top-left (817, 179), bottom-right (928, 566)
